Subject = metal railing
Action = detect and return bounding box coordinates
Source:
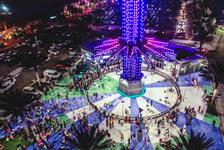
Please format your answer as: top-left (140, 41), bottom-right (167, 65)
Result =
top-left (84, 66), bottom-right (182, 123)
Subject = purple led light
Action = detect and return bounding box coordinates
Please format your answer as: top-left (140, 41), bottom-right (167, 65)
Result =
top-left (121, 0), bottom-right (145, 44)
top-left (146, 39), bottom-right (168, 45)
top-left (93, 0), bottom-right (177, 82)
top-left (96, 43), bottom-right (120, 56)
top-left (95, 41), bottom-right (119, 49)
top-left (107, 46), bottom-right (127, 62)
top-left (146, 42), bottom-right (174, 52)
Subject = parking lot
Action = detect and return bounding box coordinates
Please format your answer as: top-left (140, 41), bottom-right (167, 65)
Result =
top-left (0, 21), bottom-right (87, 93)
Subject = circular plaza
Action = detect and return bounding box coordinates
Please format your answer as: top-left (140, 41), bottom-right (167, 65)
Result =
top-left (1, 0), bottom-right (224, 150)
top-left (87, 70), bottom-right (181, 121)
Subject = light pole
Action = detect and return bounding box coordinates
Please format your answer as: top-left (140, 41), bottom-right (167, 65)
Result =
top-left (35, 36), bottom-right (39, 50)
top-left (121, 100), bottom-right (124, 117)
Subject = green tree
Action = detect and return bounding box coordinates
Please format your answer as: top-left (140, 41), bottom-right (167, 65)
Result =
top-left (65, 123), bottom-right (112, 150)
top-left (200, 61), bottom-right (224, 87)
top-left (0, 90), bottom-right (38, 139)
top-left (200, 61), bottom-right (224, 103)
top-left (192, 0), bottom-right (218, 51)
top-left (161, 130), bottom-right (215, 150)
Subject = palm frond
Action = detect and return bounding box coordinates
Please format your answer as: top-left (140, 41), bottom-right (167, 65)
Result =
top-left (200, 61), bottom-right (224, 85)
top-left (161, 130), bottom-right (215, 150)
top-left (0, 90), bottom-right (37, 118)
top-left (65, 123), bottom-right (112, 150)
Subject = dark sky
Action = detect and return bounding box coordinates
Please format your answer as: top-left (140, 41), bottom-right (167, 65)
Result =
top-left (3, 0), bottom-right (73, 23)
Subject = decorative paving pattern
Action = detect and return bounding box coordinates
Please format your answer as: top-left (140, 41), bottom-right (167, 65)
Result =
top-left (88, 71), bottom-right (180, 119)
top-left (84, 71), bottom-right (224, 149)
top-left (2, 71), bottom-right (224, 150)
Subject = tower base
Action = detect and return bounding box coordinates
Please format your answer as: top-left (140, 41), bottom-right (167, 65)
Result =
top-left (118, 78), bottom-right (145, 97)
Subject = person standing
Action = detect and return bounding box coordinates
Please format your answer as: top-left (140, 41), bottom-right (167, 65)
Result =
top-left (120, 133), bottom-right (124, 141)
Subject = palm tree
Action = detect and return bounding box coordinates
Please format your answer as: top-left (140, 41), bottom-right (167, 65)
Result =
top-left (161, 130), bottom-right (215, 150)
top-left (0, 90), bottom-right (38, 138)
top-left (200, 61), bottom-right (224, 86)
top-left (119, 144), bottom-right (129, 150)
top-left (192, 0), bottom-right (217, 51)
top-left (200, 61), bottom-right (224, 103)
top-left (65, 123), bottom-right (112, 150)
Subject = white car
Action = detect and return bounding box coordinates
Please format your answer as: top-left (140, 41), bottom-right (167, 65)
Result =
top-left (0, 53), bottom-right (5, 57)
top-left (43, 69), bottom-right (61, 80)
top-left (32, 44), bottom-right (37, 47)
top-left (48, 49), bottom-right (59, 55)
top-left (23, 86), bottom-right (43, 95)
top-left (0, 77), bottom-right (16, 93)
top-left (0, 53), bottom-right (6, 61)
top-left (8, 67), bottom-right (23, 78)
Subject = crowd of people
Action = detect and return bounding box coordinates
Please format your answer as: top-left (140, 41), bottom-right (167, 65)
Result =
top-left (0, 59), bottom-right (212, 149)
top-left (73, 61), bottom-right (121, 90)
top-left (0, 96), bottom-right (114, 149)
top-left (0, 60), bottom-right (122, 149)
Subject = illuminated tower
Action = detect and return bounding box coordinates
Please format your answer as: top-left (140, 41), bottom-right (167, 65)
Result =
top-left (121, 0), bottom-right (145, 80)
top-left (93, 0), bottom-right (176, 96)
top-left (118, 0), bottom-right (146, 96)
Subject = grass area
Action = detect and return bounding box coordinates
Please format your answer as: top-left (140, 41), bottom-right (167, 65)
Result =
top-left (1, 133), bottom-right (31, 150)
top-left (203, 113), bottom-right (220, 127)
top-left (154, 143), bottom-right (165, 150)
top-left (56, 76), bottom-right (73, 86)
top-left (202, 85), bottom-right (213, 95)
top-left (41, 86), bottom-right (85, 101)
top-left (41, 74), bottom-right (119, 101)
top-left (88, 75), bottom-right (119, 95)
top-left (217, 26), bottom-right (224, 34)
top-left (41, 75), bottom-right (84, 101)
top-left (57, 115), bottom-right (71, 125)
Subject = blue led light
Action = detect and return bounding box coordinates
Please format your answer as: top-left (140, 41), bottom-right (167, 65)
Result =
top-left (93, 0), bottom-right (176, 82)
top-left (120, 0), bottom-right (145, 81)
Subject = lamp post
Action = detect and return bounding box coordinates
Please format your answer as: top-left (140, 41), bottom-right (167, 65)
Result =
top-left (121, 100), bottom-right (124, 117)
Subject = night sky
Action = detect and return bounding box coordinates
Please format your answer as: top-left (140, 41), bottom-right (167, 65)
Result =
top-left (3, 0), bottom-right (73, 23)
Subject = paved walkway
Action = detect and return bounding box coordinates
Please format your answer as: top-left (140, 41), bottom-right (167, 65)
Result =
top-left (3, 71), bottom-right (224, 150)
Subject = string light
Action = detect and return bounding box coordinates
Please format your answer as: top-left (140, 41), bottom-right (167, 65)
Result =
top-left (93, 0), bottom-right (177, 82)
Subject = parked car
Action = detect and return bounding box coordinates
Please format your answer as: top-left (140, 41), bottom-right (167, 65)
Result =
top-left (0, 77), bottom-right (16, 93)
top-left (43, 69), bottom-right (62, 80)
top-left (0, 53), bottom-right (6, 61)
top-left (48, 49), bottom-right (59, 55)
top-left (8, 67), bottom-right (23, 78)
top-left (23, 86), bottom-right (43, 96)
